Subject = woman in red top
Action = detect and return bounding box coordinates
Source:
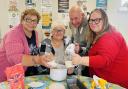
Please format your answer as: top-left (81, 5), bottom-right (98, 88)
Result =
top-left (72, 8), bottom-right (128, 88)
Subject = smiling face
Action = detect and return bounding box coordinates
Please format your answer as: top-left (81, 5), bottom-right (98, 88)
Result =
top-left (22, 15), bottom-right (38, 32)
top-left (20, 9), bottom-right (40, 34)
top-left (69, 6), bottom-right (84, 28)
top-left (88, 10), bottom-right (104, 34)
top-left (52, 25), bottom-right (65, 41)
top-left (69, 11), bottom-right (83, 28)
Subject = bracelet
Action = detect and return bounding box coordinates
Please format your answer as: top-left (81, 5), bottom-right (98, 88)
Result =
top-left (32, 56), bottom-right (37, 65)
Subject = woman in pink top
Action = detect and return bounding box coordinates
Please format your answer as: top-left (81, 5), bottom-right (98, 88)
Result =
top-left (72, 9), bottom-right (128, 88)
top-left (0, 9), bottom-right (53, 82)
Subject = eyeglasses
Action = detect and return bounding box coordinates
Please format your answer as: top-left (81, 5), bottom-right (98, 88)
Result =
top-left (88, 18), bottom-right (102, 24)
top-left (24, 18), bottom-right (38, 24)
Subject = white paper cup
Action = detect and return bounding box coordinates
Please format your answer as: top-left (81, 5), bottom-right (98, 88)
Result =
top-left (65, 61), bottom-right (74, 68)
top-left (50, 69), bottom-right (67, 81)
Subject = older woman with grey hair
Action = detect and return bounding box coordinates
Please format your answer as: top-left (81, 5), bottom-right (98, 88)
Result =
top-left (51, 22), bottom-right (71, 66)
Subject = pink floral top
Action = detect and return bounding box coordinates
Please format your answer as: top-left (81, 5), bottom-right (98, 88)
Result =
top-left (0, 24), bottom-right (39, 82)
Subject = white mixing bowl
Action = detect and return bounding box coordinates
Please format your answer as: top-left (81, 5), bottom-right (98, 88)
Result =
top-left (50, 68), bottom-right (67, 81)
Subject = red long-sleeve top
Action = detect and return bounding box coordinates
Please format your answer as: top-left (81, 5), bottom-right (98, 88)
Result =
top-left (88, 26), bottom-right (128, 88)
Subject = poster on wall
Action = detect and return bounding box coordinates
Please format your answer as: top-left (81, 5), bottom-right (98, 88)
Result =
top-left (8, 0), bottom-right (19, 28)
top-left (41, 12), bottom-right (52, 29)
top-left (119, 0), bottom-right (128, 11)
top-left (58, 0), bottom-right (69, 13)
top-left (96, 0), bottom-right (107, 10)
top-left (77, 0), bottom-right (87, 11)
top-left (41, 0), bottom-right (52, 31)
top-left (25, 0), bottom-right (36, 9)
top-left (8, 11), bottom-right (19, 28)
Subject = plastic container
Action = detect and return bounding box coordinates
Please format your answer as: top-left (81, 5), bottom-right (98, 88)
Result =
top-left (28, 81), bottom-right (46, 89)
top-left (50, 68), bottom-right (67, 81)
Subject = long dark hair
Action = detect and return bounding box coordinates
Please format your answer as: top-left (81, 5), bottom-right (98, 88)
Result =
top-left (87, 8), bottom-right (110, 45)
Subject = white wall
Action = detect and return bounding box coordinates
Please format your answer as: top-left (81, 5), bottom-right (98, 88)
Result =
top-left (0, 0), bottom-right (25, 38)
top-left (0, 0), bottom-right (8, 38)
top-left (107, 0), bottom-right (128, 43)
top-left (0, 0), bottom-right (128, 44)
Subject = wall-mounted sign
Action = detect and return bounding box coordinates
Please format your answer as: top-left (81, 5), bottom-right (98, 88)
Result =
top-left (8, 11), bottom-right (19, 28)
top-left (119, 0), bottom-right (128, 11)
top-left (42, 0), bottom-right (52, 30)
top-left (8, 0), bottom-right (19, 28)
top-left (96, 0), bottom-right (107, 10)
top-left (58, 0), bottom-right (69, 13)
top-left (25, 0), bottom-right (36, 9)
top-left (42, 12), bottom-right (52, 29)
top-left (77, 0), bottom-right (87, 14)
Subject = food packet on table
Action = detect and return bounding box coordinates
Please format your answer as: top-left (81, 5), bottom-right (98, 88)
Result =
top-left (90, 75), bottom-right (112, 89)
top-left (5, 63), bottom-right (25, 89)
